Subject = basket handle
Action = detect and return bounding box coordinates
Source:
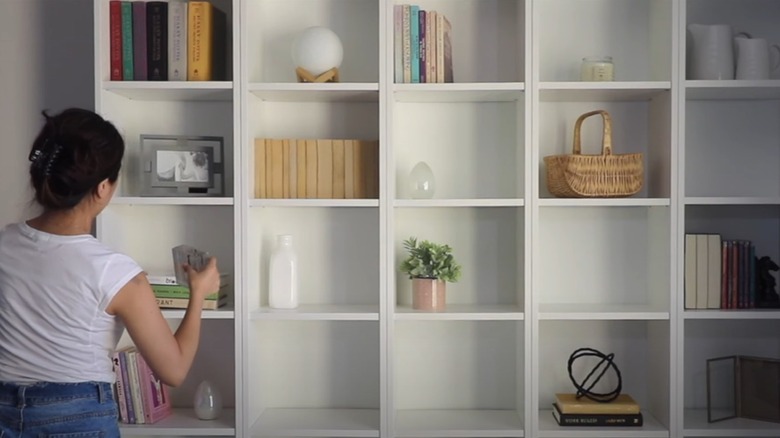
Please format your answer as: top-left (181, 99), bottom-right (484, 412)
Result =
top-left (572, 110), bottom-right (613, 156)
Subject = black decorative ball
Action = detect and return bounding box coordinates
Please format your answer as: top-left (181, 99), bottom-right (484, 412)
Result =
top-left (567, 347), bottom-right (622, 403)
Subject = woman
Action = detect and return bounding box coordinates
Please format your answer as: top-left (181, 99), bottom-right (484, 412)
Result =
top-left (0, 108), bottom-right (220, 437)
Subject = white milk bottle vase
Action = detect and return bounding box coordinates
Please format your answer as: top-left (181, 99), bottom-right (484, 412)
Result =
top-left (268, 234), bottom-right (299, 308)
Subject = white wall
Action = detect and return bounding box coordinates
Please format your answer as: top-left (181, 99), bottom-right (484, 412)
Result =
top-left (0, 0), bottom-right (94, 227)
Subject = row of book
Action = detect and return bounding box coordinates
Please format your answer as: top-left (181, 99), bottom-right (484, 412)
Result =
top-left (684, 234), bottom-right (759, 310)
top-left (552, 393), bottom-right (643, 427)
top-left (253, 139), bottom-right (379, 200)
top-left (112, 347), bottom-right (172, 424)
top-left (148, 273), bottom-right (229, 310)
top-left (109, 0), bottom-right (227, 81)
top-left (394, 4), bottom-right (453, 83)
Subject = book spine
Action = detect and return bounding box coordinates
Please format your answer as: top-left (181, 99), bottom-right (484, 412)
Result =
top-left (188, 1), bottom-right (213, 81)
top-left (119, 350), bottom-right (135, 423)
top-left (132, 1), bottom-right (147, 80)
top-left (418, 9), bottom-right (426, 84)
top-left (112, 352), bottom-right (129, 423)
top-left (402, 5), bottom-right (411, 83)
top-left (146, 1), bottom-right (168, 81)
top-left (156, 297), bottom-right (226, 309)
top-left (127, 350), bottom-right (145, 423)
top-left (109, 1), bottom-right (123, 81)
top-left (410, 5), bottom-right (419, 83)
top-left (168, 0), bottom-right (188, 80)
top-left (121, 2), bottom-right (134, 80)
top-left (393, 5), bottom-right (402, 83)
top-left (555, 412), bottom-right (643, 427)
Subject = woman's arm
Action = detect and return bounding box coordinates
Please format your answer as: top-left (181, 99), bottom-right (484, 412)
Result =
top-left (107, 257), bottom-right (221, 387)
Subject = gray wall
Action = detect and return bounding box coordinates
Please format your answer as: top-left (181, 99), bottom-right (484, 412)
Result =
top-left (0, 0), bottom-right (94, 226)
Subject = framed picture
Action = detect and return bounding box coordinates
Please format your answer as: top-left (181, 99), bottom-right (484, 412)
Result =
top-left (140, 135), bottom-right (225, 197)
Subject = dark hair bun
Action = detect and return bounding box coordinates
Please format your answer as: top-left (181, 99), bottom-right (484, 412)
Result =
top-left (29, 108), bottom-right (125, 210)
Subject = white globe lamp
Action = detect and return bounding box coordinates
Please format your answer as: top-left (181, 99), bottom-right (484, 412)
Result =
top-left (292, 26), bottom-right (344, 83)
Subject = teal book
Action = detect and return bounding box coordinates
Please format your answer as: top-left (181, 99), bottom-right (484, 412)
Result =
top-left (121, 2), bottom-right (134, 80)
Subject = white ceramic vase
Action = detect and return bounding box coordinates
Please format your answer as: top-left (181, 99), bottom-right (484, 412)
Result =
top-left (193, 380), bottom-right (223, 420)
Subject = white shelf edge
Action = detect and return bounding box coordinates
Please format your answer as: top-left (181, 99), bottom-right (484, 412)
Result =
top-left (251, 408), bottom-right (380, 438)
top-left (684, 408), bottom-right (780, 437)
top-left (104, 81), bottom-right (233, 90)
top-left (395, 309), bottom-right (525, 321)
top-left (251, 305), bottom-right (379, 321)
top-left (118, 408), bottom-right (236, 436)
top-left (161, 308), bottom-right (235, 320)
top-left (539, 81), bottom-right (671, 90)
top-left (539, 312), bottom-right (670, 321)
top-left (250, 199), bottom-right (379, 208)
top-left (394, 409), bottom-right (524, 438)
top-left (685, 197), bottom-right (780, 205)
top-left (248, 82), bottom-right (379, 92)
top-left (393, 82), bottom-right (525, 92)
top-left (394, 199), bottom-right (524, 208)
top-left (112, 197), bottom-right (234, 206)
top-left (684, 309), bottom-right (780, 319)
top-left (538, 198), bottom-right (670, 207)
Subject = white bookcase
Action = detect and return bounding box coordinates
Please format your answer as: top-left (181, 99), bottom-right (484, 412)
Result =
top-left (91, 0), bottom-right (780, 436)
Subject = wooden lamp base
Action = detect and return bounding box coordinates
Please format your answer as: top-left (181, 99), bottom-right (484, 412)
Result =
top-left (296, 66), bottom-right (340, 83)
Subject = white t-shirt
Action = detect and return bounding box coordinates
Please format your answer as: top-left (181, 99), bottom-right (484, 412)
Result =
top-left (0, 222), bottom-right (143, 383)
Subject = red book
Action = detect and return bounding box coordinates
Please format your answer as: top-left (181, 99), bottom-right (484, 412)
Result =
top-left (109, 1), bottom-right (123, 80)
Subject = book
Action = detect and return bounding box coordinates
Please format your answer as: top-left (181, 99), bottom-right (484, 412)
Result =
top-left (555, 393), bottom-right (641, 414)
top-left (552, 402), bottom-right (643, 427)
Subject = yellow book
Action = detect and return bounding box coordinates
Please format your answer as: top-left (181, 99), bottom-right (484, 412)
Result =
top-left (555, 393), bottom-right (640, 415)
top-left (187, 1), bottom-right (225, 81)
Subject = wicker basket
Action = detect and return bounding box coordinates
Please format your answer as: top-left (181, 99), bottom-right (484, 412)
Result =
top-left (544, 109), bottom-right (644, 198)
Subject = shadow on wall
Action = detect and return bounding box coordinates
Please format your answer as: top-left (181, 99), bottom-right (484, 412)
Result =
top-left (38, 0), bottom-right (95, 112)
top-left (0, 0), bottom-right (94, 226)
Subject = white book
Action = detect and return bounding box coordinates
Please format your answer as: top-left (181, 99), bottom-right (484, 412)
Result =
top-left (168, 0), bottom-right (188, 81)
top-left (685, 234), bottom-right (697, 309)
top-left (707, 234), bottom-right (722, 309)
top-left (696, 234), bottom-right (709, 309)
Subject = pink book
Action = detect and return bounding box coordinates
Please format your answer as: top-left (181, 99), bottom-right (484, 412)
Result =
top-left (136, 353), bottom-right (172, 423)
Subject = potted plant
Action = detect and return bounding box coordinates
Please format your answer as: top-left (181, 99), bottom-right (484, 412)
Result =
top-left (399, 237), bottom-right (462, 311)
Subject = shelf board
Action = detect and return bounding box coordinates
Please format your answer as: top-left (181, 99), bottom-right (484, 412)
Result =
top-left (686, 80), bottom-right (780, 100)
top-left (395, 409), bottom-right (524, 437)
top-left (119, 408), bottom-right (235, 436)
top-left (684, 408), bottom-right (780, 436)
top-left (393, 83), bottom-right (524, 102)
top-left (395, 304), bottom-right (524, 320)
top-left (248, 83), bottom-right (379, 102)
top-left (538, 198), bottom-right (670, 207)
top-left (538, 408), bottom-right (666, 438)
top-left (539, 81), bottom-right (671, 102)
top-left (395, 199), bottom-right (524, 208)
top-left (252, 408), bottom-right (379, 437)
top-left (684, 309), bottom-right (780, 319)
top-left (685, 196), bottom-right (780, 205)
top-left (250, 199), bottom-right (378, 208)
top-left (112, 196), bottom-right (234, 206)
top-left (251, 304), bottom-right (379, 321)
top-left (104, 81), bottom-right (233, 101)
top-left (539, 303), bottom-right (670, 320)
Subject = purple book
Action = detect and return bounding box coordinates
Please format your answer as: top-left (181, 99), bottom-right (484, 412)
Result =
top-left (132, 1), bottom-right (147, 80)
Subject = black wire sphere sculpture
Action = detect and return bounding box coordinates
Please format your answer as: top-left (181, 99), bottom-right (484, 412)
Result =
top-left (567, 347), bottom-right (623, 403)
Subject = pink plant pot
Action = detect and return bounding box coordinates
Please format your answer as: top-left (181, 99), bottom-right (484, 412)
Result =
top-left (412, 278), bottom-right (446, 311)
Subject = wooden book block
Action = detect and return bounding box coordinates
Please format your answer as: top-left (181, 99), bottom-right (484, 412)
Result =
top-left (332, 140), bottom-right (346, 199)
top-left (254, 138), bottom-right (266, 198)
top-left (296, 140), bottom-right (307, 198)
top-left (305, 139), bottom-right (318, 198)
top-left (344, 140), bottom-right (355, 198)
top-left (317, 140), bottom-right (333, 199)
top-left (270, 139), bottom-right (284, 198)
top-left (282, 139), bottom-right (290, 198)
top-left (289, 139), bottom-right (298, 199)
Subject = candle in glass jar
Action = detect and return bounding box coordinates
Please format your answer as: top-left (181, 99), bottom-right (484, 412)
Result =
top-left (581, 56), bottom-right (614, 81)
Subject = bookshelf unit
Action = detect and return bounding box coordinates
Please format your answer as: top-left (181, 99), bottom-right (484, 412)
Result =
top-left (91, 0), bottom-right (780, 437)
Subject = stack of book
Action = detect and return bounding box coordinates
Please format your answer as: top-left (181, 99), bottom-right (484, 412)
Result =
top-left (552, 393), bottom-right (643, 427)
top-left (112, 347), bottom-right (172, 424)
top-left (147, 273), bottom-right (229, 310)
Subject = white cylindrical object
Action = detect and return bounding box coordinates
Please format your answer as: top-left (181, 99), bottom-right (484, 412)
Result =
top-left (269, 234), bottom-right (299, 309)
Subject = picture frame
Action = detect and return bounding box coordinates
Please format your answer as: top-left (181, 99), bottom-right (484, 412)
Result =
top-left (707, 355), bottom-right (780, 424)
top-left (140, 135), bottom-right (225, 197)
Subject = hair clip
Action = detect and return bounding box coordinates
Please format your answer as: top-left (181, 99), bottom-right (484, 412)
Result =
top-left (29, 138), bottom-right (63, 177)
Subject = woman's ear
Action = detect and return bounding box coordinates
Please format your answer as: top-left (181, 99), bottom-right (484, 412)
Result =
top-left (95, 178), bottom-right (115, 200)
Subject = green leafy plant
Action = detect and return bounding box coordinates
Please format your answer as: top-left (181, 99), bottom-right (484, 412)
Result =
top-left (399, 237), bottom-right (462, 282)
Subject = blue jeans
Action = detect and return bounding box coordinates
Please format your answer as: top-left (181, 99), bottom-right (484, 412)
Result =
top-left (0, 381), bottom-right (119, 438)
